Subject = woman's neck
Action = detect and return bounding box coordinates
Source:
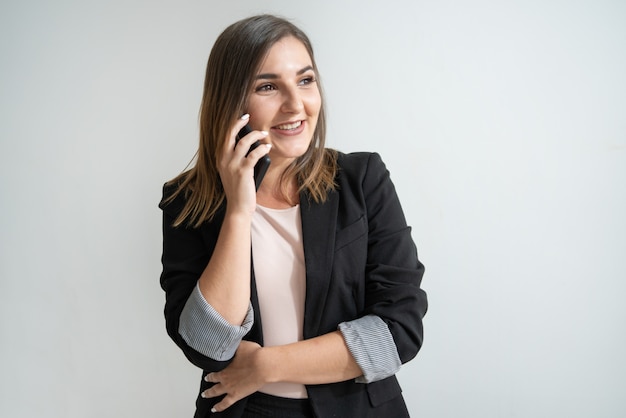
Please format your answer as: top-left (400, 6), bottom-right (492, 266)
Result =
top-left (256, 168), bottom-right (299, 209)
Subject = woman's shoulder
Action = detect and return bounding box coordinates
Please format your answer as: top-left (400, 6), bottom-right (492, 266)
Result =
top-left (335, 150), bottom-right (387, 179)
top-left (158, 172), bottom-right (191, 216)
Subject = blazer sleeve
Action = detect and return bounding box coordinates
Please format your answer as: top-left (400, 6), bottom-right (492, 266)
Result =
top-left (359, 152), bottom-right (428, 363)
top-left (158, 183), bottom-right (233, 372)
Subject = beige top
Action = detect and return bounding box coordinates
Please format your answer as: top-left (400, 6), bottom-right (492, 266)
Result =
top-left (251, 204), bottom-right (308, 399)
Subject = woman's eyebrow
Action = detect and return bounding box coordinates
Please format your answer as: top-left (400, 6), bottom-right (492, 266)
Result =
top-left (255, 65), bottom-right (314, 80)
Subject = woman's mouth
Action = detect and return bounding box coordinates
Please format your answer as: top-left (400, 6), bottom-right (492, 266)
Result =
top-left (273, 120), bottom-right (302, 131)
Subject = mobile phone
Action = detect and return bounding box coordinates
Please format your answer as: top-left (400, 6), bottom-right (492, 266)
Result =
top-left (236, 124), bottom-right (271, 190)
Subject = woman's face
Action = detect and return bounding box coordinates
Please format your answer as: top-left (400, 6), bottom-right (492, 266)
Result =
top-left (246, 36), bottom-right (321, 167)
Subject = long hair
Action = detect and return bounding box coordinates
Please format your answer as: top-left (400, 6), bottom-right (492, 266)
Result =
top-left (167, 14), bottom-right (337, 228)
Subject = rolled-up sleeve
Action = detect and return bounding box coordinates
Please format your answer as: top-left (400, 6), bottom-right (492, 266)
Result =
top-left (338, 314), bottom-right (402, 383)
top-left (178, 283), bottom-right (254, 361)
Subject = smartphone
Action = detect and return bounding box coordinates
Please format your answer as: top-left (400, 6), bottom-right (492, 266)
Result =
top-left (236, 124), bottom-right (271, 190)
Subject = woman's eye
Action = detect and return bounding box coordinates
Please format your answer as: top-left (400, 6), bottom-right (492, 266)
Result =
top-left (299, 76), bottom-right (316, 86)
top-left (256, 84), bottom-right (275, 92)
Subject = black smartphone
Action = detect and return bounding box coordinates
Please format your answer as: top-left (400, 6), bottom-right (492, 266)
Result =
top-left (236, 124), bottom-right (271, 190)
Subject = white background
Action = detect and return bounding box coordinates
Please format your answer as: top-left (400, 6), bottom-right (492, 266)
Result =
top-left (1, 1), bottom-right (624, 417)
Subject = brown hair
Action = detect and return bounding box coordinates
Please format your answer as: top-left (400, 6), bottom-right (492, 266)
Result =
top-left (167, 14), bottom-right (337, 228)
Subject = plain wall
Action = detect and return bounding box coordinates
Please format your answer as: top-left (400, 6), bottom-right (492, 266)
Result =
top-left (1, 0), bottom-right (624, 417)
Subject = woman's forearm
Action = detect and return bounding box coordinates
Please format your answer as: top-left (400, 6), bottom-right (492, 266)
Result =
top-left (262, 331), bottom-right (363, 385)
top-left (201, 331), bottom-right (363, 412)
top-left (197, 209), bottom-right (253, 325)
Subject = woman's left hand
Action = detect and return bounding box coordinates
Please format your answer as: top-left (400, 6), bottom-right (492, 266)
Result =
top-left (201, 340), bottom-right (269, 413)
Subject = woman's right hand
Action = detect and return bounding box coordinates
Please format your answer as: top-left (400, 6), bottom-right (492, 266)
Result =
top-left (199, 115), bottom-right (270, 326)
top-left (217, 114), bottom-right (271, 216)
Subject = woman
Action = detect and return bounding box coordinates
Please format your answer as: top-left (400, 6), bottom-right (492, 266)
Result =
top-left (159, 14), bottom-right (427, 417)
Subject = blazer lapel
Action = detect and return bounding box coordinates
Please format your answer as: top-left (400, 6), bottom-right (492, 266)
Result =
top-left (299, 189), bottom-right (339, 339)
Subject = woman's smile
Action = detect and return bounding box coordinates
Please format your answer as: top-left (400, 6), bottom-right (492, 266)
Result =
top-left (271, 120), bottom-right (305, 135)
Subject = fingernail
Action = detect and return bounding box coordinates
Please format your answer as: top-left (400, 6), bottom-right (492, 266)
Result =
top-left (201, 391), bottom-right (207, 398)
top-left (260, 130), bottom-right (268, 136)
top-left (265, 144), bottom-right (272, 149)
top-left (241, 113), bottom-right (250, 120)
top-left (211, 407), bottom-right (217, 413)
top-left (204, 374), bottom-right (210, 382)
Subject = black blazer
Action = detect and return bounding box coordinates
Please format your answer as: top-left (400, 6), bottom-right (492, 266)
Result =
top-left (160, 152), bottom-right (427, 417)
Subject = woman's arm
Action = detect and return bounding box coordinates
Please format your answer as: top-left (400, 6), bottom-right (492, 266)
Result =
top-left (203, 331), bottom-right (362, 413)
top-left (198, 116), bottom-right (270, 325)
top-left (160, 189), bottom-right (254, 369)
top-left (195, 209), bottom-right (253, 326)
top-left (160, 116), bottom-right (273, 369)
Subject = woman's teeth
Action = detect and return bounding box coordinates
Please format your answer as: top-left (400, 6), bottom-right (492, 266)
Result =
top-left (275, 121), bottom-right (302, 130)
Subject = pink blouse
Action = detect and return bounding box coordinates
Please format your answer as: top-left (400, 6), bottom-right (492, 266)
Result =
top-left (251, 204), bottom-right (308, 399)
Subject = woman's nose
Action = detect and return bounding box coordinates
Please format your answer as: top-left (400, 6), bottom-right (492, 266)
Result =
top-left (280, 87), bottom-right (304, 113)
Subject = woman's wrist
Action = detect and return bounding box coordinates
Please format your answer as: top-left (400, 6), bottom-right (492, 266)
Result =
top-left (223, 205), bottom-right (254, 225)
top-left (256, 346), bottom-right (283, 384)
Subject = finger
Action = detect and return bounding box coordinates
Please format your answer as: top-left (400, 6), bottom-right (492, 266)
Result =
top-left (220, 114), bottom-right (252, 166)
top-left (227, 113), bottom-right (252, 149)
top-left (211, 396), bottom-right (237, 413)
top-left (204, 372), bottom-right (219, 383)
top-left (201, 383), bottom-right (226, 399)
top-left (235, 130), bottom-right (269, 158)
top-left (244, 142), bottom-right (272, 166)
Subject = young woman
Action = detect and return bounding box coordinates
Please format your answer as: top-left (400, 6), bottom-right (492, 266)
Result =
top-left (159, 14), bottom-right (427, 418)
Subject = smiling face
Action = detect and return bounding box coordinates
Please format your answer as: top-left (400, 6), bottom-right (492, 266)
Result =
top-left (246, 36), bottom-right (322, 168)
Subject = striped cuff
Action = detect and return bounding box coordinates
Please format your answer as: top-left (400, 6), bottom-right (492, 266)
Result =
top-left (338, 315), bottom-right (402, 383)
top-left (178, 283), bottom-right (254, 361)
